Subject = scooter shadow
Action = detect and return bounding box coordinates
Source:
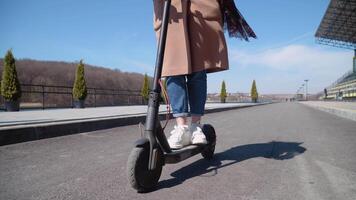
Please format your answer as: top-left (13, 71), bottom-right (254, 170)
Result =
top-left (157, 141), bottom-right (306, 190)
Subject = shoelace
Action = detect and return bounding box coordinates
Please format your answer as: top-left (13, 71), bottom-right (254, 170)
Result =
top-left (192, 127), bottom-right (203, 138)
top-left (169, 126), bottom-right (185, 140)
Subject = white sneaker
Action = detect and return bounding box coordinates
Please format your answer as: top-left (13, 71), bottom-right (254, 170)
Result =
top-left (190, 123), bottom-right (207, 145)
top-left (167, 125), bottom-right (191, 149)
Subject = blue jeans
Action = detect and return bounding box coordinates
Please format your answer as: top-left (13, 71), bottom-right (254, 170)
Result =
top-left (166, 70), bottom-right (207, 117)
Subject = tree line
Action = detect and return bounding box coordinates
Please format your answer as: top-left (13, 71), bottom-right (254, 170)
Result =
top-left (220, 80), bottom-right (259, 103)
top-left (0, 58), bottom-right (145, 90)
top-left (0, 50), bottom-right (148, 110)
top-left (1, 49), bottom-right (259, 111)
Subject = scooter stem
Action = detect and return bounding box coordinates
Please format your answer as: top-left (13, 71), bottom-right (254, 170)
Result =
top-left (152, 0), bottom-right (171, 92)
top-left (145, 0), bottom-right (172, 170)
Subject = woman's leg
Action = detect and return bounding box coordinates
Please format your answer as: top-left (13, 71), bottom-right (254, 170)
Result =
top-left (187, 70), bottom-right (207, 144)
top-left (166, 75), bottom-right (189, 124)
top-left (176, 117), bottom-right (187, 126)
top-left (187, 70), bottom-right (207, 122)
top-left (165, 75), bottom-right (191, 148)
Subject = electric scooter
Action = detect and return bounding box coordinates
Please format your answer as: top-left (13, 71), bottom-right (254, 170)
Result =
top-left (127, 0), bottom-right (216, 192)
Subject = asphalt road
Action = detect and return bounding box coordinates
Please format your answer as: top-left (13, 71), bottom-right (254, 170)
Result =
top-left (1, 103), bottom-right (356, 200)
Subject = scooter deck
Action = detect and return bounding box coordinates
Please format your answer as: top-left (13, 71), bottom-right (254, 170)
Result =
top-left (164, 144), bottom-right (206, 164)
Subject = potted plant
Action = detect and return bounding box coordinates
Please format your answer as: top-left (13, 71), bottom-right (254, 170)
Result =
top-left (220, 80), bottom-right (227, 103)
top-left (141, 73), bottom-right (149, 104)
top-left (72, 60), bottom-right (87, 108)
top-left (251, 80), bottom-right (258, 103)
top-left (1, 50), bottom-right (21, 111)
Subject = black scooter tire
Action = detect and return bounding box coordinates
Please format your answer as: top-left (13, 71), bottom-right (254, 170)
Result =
top-left (127, 147), bottom-right (163, 192)
top-left (201, 124), bottom-right (216, 160)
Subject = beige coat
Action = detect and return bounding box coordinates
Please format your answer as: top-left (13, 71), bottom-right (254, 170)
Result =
top-left (154, 0), bottom-right (229, 77)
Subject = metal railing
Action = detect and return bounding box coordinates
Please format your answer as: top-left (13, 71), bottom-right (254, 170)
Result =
top-left (327, 69), bottom-right (354, 89)
top-left (0, 83), bottom-right (144, 110)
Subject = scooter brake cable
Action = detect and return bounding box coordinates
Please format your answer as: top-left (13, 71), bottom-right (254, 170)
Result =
top-left (158, 79), bottom-right (171, 130)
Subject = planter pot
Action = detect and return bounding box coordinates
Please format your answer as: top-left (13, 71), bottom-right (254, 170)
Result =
top-left (73, 100), bottom-right (85, 108)
top-left (5, 99), bottom-right (20, 111)
top-left (221, 99), bottom-right (226, 103)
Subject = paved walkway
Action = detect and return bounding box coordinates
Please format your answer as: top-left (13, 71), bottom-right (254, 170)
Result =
top-left (0, 103), bottom-right (265, 145)
top-left (300, 101), bottom-right (356, 121)
top-left (0, 103), bottom-right (258, 129)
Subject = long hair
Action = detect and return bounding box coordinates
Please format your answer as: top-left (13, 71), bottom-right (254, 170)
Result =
top-left (218, 0), bottom-right (257, 41)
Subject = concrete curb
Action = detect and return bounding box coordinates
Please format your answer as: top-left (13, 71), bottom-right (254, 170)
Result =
top-left (0, 103), bottom-right (270, 146)
top-left (301, 103), bottom-right (356, 122)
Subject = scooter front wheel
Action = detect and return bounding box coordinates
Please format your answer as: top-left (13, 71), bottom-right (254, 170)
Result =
top-left (127, 147), bottom-right (163, 192)
top-left (201, 124), bottom-right (216, 160)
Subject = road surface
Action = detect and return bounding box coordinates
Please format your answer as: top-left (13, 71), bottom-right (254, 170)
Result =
top-left (1, 103), bottom-right (356, 200)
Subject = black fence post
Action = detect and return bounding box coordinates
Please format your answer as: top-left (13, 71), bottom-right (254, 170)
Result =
top-left (112, 91), bottom-right (114, 106)
top-left (42, 85), bottom-right (45, 110)
top-left (94, 88), bottom-right (96, 107)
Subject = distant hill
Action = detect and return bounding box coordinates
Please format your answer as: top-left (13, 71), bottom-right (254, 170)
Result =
top-left (0, 59), bottom-right (146, 91)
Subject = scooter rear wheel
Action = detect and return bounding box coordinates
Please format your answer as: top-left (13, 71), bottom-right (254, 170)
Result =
top-left (201, 124), bottom-right (216, 159)
top-left (127, 147), bottom-right (163, 192)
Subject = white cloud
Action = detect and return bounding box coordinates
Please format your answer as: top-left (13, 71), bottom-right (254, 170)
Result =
top-left (231, 44), bottom-right (352, 72)
top-left (224, 44), bottom-right (354, 93)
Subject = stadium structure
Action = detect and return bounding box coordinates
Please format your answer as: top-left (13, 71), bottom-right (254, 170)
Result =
top-left (315, 0), bottom-right (356, 100)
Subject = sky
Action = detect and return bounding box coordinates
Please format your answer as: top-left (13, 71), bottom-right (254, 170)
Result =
top-left (0, 0), bottom-right (354, 94)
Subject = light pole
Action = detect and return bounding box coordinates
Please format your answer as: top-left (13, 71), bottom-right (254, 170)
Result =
top-left (297, 86), bottom-right (303, 101)
top-left (304, 79), bottom-right (309, 101)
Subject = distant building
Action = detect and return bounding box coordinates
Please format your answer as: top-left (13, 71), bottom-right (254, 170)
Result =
top-left (324, 70), bottom-right (356, 100)
top-left (315, 0), bottom-right (356, 101)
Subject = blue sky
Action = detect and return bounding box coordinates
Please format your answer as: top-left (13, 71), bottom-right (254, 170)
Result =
top-left (0, 0), bottom-right (354, 94)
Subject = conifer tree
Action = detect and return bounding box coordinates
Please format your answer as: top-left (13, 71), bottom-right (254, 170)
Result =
top-left (141, 74), bottom-right (149, 101)
top-left (251, 80), bottom-right (258, 103)
top-left (220, 80), bottom-right (227, 103)
top-left (1, 49), bottom-right (21, 101)
top-left (72, 60), bottom-right (87, 100)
